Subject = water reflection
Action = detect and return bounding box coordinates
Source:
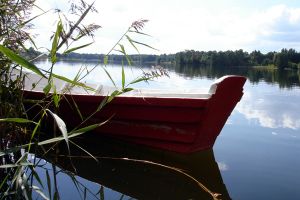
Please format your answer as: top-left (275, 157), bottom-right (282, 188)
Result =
top-left (169, 65), bottom-right (300, 88)
top-left (41, 134), bottom-right (231, 200)
top-left (35, 60), bottom-right (300, 89)
top-left (237, 84), bottom-right (300, 130)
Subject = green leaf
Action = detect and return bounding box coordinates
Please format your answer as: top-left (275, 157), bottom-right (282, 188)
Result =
top-left (102, 67), bottom-right (116, 87)
top-left (0, 118), bottom-right (37, 124)
top-left (50, 73), bottom-right (95, 92)
top-left (131, 40), bottom-right (158, 51)
top-left (63, 42), bottom-right (93, 54)
top-left (122, 88), bottom-right (134, 93)
top-left (29, 166), bottom-right (44, 189)
top-left (32, 185), bottom-right (49, 200)
top-left (46, 109), bottom-right (69, 153)
top-left (129, 77), bottom-right (151, 85)
top-left (0, 174), bottom-right (10, 192)
top-left (70, 124), bottom-right (100, 134)
top-left (121, 66), bottom-right (125, 89)
top-left (107, 90), bottom-right (122, 103)
top-left (125, 35), bottom-right (139, 53)
top-left (20, 10), bottom-right (49, 27)
top-left (104, 55), bottom-right (108, 65)
top-left (118, 44), bottom-right (132, 65)
top-left (69, 140), bottom-right (99, 163)
top-left (43, 82), bottom-right (52, 95)
top-left (128, 30), bottom-right (151, 37)
top-left (50, 20), bottom-right (63, 64)
top-left (53, 90), bottom-right (60, 108)
top-left (0, 45), bottom-right (46, 78)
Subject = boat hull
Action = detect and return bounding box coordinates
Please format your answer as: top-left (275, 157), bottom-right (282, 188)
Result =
top-left (24, 75), bottom-right (246, 153)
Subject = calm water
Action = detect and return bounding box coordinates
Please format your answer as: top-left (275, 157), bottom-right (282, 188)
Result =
top-left (34, 60), bottom-right (300, 200)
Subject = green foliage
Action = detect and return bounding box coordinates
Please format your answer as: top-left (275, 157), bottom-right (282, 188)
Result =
top-left (0, 45), bottom-right (46, 77)
top-left (175, 48), bottom-right (300, 69)
top-left (1, 0), bottom-right (169, 199)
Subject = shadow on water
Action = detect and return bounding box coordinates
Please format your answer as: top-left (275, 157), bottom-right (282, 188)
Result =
top-left (41, 133), bottom-right (231, 200)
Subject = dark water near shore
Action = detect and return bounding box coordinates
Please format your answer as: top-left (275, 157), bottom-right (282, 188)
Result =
top-left (33, 61), bottom-right (300, 200)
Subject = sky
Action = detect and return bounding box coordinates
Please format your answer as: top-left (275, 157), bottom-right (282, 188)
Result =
top-left (30, 0), bottom-right (300, 54)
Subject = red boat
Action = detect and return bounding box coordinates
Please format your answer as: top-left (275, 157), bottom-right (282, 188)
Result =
top-left (23, 72), bottom-right (246, 153)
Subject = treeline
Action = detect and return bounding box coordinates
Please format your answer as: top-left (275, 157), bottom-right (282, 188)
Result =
top-left (175, 49), bottom-right (300, 69)
top-left (55, 52), bottom-right (175, 66)
top-left (23, 47), bottom-right (300, 69)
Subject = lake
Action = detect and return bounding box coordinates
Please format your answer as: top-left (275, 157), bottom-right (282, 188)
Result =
top-left (32, 60), bottom-right (300, 200)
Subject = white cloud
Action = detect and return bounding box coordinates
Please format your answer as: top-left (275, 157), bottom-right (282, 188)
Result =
top-left (29, 1), bottom-right (300, 54)
top-left (217, 162), bottom-right (229, 171)
top-left (237, 88), bottom-right (300, 130)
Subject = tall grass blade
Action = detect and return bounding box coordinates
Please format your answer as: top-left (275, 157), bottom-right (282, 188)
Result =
top-left (32, 185), bottom-right (49, 200)
top-left (28, 113), bottom-right (44, 152)
top-left (0, 146), bottom-right (22, 156)
top-left (102, 67), bottom-right (116, 87)
top-left (46, 170), bottom-right (52, 200)
top-left (37, 117), bottom-right (108, 147)
top-left (118, 44), bottom-right (132, 65)
top-left (125, 35), bottom-right (139, 53)
top-left (20, 10), bottom-right (49, 27)
top-left (122, 88), bottom-right (134, 93)
top-left (0, 45), bottom-right (46, 78)
top-left (43, 82), bottom-right (52, 95)
top-left (104, 55), bottom-right (108, 65)
top-left (46, 109), bottom-right (69, 153)
top-left (50, 20), bottom-right (63, 64)
top-left (107, 90), bottom-right (122, 103)
top-left (70, 123), bottom-right (103, 134)
top-left (129, 77), bottom-right (151, 85)
top-left (50, 73), bottom-right (95, 91)
top-left (121, 65), bottom-right (125, 89)
top-left (29, 165), bottom-right (44, 189)
top-left (0, 163), bottom-right (33, 168)
top-left (69, 140), bottom-right (98, 162)
top-left (37, 132), bottom-right (81, 146)
top-left (0, 118), bottom-right (37, 124)
top-left (99, 185), bottom-right (104, 200)
top-left (131, 40), bottom-right (158, 51)
top-left (57, 2), bottom-right (95, 50)
top-left (128, 30), bottom-right (151, 37)
top-left (63, 42), bottom-right (93, 54)
top-left (0, 173), bottom-right (10, 192)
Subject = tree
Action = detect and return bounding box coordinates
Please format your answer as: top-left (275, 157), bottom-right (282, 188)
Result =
top-left (274, 50), bottom-right (289, 69)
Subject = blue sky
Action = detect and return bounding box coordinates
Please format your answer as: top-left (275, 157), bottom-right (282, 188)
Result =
top-left (31, 0), bottom-right (300, 54)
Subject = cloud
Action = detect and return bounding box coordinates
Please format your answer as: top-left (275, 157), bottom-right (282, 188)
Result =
top-left (254, 5), bottom-right (300, 43)
top-left (29, 1), bottom-right (300, 54)
top-left (237, 88), bottom-right (300, 130)
top-left (217, 162), bottom-right (229, 171)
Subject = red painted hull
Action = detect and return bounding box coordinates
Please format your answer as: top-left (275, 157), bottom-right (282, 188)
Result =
top-left (24, 75), bottom-right (246, 153)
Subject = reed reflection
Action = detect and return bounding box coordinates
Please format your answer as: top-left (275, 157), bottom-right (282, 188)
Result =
top-left (42, 134), bottom-right (231, 200)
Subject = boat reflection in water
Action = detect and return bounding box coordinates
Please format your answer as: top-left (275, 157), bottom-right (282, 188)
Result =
top-left (44, 133), bottom-right (231, 200)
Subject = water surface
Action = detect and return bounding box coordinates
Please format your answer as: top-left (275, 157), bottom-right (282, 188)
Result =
top-left (34, 61), bottom-right (300, 200)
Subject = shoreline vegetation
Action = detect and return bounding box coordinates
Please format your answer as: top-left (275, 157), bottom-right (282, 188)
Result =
top-left (24, 47), bottom-right (300, 70)
top-left (1, 0), bottom-right (300, 199)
